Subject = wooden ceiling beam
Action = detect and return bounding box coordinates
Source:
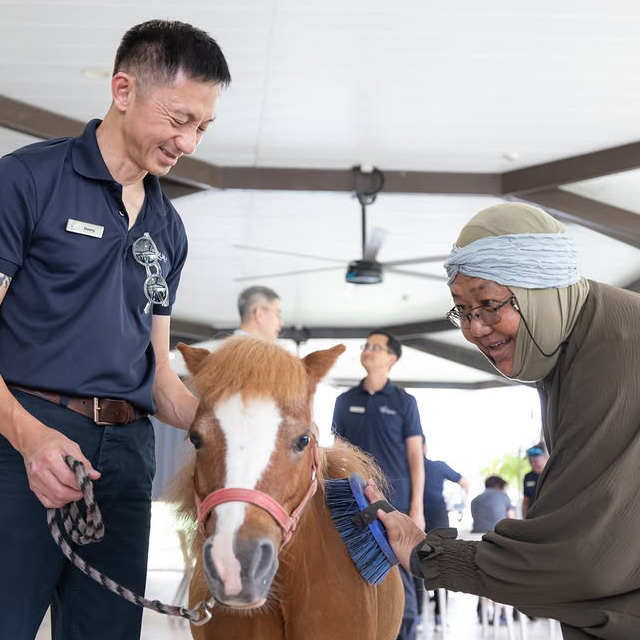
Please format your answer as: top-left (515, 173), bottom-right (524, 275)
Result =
top-left (502, 141), bottom-right (640, 195)
top-left (169, 319), bottom-right (456, 349)
top-left (516, 190), bottom-right (640, 250)
top-left (218, 166), bottom-right (501, 195)
top-left (332, 378), bottom-right (510, 390)
top-left (0, 94), bottom-right (84, 140)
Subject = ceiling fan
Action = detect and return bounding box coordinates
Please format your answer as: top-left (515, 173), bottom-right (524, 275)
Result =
top-left (233, 165), bottom-right (449, 285)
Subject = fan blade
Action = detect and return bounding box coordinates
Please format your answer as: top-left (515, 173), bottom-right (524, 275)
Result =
top-left (363, 227), bottom-right (387, 262)
top-left (232, 244), bottom-right (345, 264)
top-left (234, 266), bottom-right (343, 282)
top-left (383, 255), bottom-right (450, 268)
top-left (385, 267), bottom-right (447, 282)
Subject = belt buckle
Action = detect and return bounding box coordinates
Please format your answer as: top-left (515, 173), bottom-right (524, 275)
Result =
top-left (93, 397), bottom-right (117, 426)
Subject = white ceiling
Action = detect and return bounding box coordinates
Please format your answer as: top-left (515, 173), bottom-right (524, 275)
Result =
top-left (4, 1), bottom-right (640, 171)
top-left (2, 1), bottom-right (640, 384)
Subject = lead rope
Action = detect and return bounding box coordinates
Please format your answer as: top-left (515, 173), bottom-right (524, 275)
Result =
top-left (46, 455), bottom-right (215, 627)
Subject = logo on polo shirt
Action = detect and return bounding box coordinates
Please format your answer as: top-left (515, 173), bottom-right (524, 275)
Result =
top-left (379, 405), bottom-right (397, 415)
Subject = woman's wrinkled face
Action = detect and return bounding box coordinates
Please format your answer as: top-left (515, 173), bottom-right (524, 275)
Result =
top-left (449, 274), bottom-right (521, 376)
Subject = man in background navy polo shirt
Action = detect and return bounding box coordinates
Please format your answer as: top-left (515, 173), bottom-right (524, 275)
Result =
top-left (332, 330), bottom-right (425, 640)
top-left (420, 436), bottom-right (469, 628)
top-left (0, 20), bottom-right (230, 640)
top-left (522, 443), bottom-right (549, 519)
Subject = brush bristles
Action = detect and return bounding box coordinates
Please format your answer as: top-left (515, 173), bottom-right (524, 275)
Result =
top-left (325, 477), bottom-right (394, 585)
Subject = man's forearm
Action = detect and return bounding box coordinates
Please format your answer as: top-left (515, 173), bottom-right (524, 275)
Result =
top-left (152, 362), bottom-right (198, 430)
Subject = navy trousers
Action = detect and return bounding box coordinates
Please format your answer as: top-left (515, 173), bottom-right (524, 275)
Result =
top-left (397, 563), bottom-right (418, 640)
top-left (0, 390), bottom-right (156, 640)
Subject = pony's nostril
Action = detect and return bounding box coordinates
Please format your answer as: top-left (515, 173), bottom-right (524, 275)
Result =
top-left (250, 538), bottom-right (276, 584)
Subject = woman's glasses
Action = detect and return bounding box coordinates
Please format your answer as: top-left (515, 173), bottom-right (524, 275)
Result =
top-left (446, 295), bottom-right (515, 329)
top-left (132, 233), bottom-right (169, 314)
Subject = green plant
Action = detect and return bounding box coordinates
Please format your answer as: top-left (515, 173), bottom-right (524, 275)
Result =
top-left (481, 450), bottom-right (530, 498)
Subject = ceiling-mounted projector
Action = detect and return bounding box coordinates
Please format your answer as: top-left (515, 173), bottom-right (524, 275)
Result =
top-left (345, 259), bottom-right (383, 285)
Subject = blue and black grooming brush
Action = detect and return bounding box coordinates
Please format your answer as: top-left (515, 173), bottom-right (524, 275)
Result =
top-left (324, 472), bottom-right (399, 584)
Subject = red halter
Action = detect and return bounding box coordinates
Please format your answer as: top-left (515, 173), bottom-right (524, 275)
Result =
top-left (195, 439), bottom-right (319, 548)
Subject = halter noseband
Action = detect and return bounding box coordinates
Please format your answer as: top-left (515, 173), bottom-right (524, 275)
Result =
top-left (195, 439), bottom-right (319, 548)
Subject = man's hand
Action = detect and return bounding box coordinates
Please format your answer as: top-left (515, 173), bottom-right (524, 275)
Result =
top-left (365, 479), bottom-right (427, 571)
top-left (21, 427), bottom-right (101, 508)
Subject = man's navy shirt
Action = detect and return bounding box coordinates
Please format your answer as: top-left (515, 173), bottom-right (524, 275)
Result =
top-left (0, 120), bottom-right (188, 414)
top-left (424, 459), bottom-right (462, 510)
top-left (332, 380), bottom-right (423, 512)
top-left (523, 470), bottom-right (540, 504)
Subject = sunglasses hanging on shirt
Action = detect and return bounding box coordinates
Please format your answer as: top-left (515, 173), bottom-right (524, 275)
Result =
top-left (132, 232), bottom-right (169, 314)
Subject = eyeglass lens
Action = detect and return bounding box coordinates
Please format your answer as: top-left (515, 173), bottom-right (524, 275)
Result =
top-left (362, 343), bottom-right (387, 352)
top-left (448, 297), bottom-right (512, 328)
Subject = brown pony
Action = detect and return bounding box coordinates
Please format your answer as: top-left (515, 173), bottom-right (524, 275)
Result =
top-left (170, 337), bottom-right (404, 640)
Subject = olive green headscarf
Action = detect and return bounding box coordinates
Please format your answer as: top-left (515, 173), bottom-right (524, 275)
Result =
top-left (450, 203), bottom-right (590, 382)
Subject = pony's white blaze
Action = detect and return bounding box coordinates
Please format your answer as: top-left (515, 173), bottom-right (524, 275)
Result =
top-left (209, 392), bottom-right (281, 594)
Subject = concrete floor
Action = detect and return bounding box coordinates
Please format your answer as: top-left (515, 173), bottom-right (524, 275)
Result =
top-left (36, 503), bottom-right (562, 639)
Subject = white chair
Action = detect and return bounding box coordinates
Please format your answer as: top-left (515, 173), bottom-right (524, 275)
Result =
top-left (172, 528), bottom-right (195, 607)
top-left (436, 588), bottom-right (448, 638)
top-left (548, 618), bottom-right (561, 639)
top-left (478, 598), bottom-right (523, 639)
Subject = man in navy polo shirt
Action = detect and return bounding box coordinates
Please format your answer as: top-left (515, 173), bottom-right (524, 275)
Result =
top-left (522, 443), bottom-right (549, 519)
top-left (0, 20), bottom-right (230, 640)
top-left (332, 330), bottom-right (425, 640)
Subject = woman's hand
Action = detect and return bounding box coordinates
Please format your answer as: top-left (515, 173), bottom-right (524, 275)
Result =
top-left (365, 479), bottom-right (427, 571)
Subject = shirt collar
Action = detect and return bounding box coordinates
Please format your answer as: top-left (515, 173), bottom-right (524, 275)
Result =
top-left (71, 119), bottom-right (169, 218)
top-left (357, 379), bottom-right (393, 395)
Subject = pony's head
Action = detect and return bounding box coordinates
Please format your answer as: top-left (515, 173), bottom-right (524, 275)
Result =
top-left (177, 337), bottom-right (345, 610)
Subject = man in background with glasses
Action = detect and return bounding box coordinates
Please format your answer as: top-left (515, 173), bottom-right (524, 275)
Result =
top-left (332, 330), bottom-right (425, 640)
top-left (0, 20), bottom-right (230, 640)
top-left (235, 285), bottom-right (283, 341)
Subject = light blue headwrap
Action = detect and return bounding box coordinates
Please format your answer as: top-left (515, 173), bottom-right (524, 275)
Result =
top-left (444, 233), bottom-right (580, 288)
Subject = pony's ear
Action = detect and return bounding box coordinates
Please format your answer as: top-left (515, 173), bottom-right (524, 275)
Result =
top-left (302, 344), bottom-right (346, 395)
top-left (176, 342), bottom-right (210, 375)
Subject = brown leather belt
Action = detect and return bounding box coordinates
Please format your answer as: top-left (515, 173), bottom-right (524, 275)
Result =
top-left (9, 385), bottom-right (147, 426)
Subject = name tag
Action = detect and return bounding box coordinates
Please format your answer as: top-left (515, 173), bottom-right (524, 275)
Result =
top-left (66, 219), bottom-right (104, 239)
top-left (349, 406), bottom-right (366, 414)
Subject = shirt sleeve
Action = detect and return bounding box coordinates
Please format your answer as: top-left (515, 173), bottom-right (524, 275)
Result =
top-left (0, 154), bottom-right (38, 276)
top-left (402, 392), bottom-right (423, 439)
top-left (153, 214), bottom-right (188, 316)
top-left (443, 463), bottom-right (462, 483)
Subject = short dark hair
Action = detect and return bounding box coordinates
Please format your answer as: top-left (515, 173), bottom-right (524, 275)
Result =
top-left (485, 475), bottom-right (507, 490)
top-left (238, 286), bottom-right (280, 322)
top-left (367, 330), bottom-right (402, 360)
top-left (114, 20), bottom-right (231, 89)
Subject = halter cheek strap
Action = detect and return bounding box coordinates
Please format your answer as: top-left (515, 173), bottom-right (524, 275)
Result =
top-left (195, 439), bottom-right (319, 548)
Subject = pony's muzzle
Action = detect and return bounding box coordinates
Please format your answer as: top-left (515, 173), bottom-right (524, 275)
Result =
top-left (203, 535), bottom-right (278, 608)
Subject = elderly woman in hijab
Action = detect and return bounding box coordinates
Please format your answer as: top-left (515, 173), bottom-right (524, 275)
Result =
top-left (366, 202), bottom-right (640, 640)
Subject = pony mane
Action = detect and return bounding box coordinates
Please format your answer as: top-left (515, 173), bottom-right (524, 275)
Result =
top-left (318, 439), bottom-right (390, 494)
top-left (190, 337), bottom-right (309, 414)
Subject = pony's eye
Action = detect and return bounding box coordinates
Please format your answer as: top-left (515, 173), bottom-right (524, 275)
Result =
top-left (293, 434), bottom-right (310, 453)
top-left (189, 431), bottom-right (203, 449)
